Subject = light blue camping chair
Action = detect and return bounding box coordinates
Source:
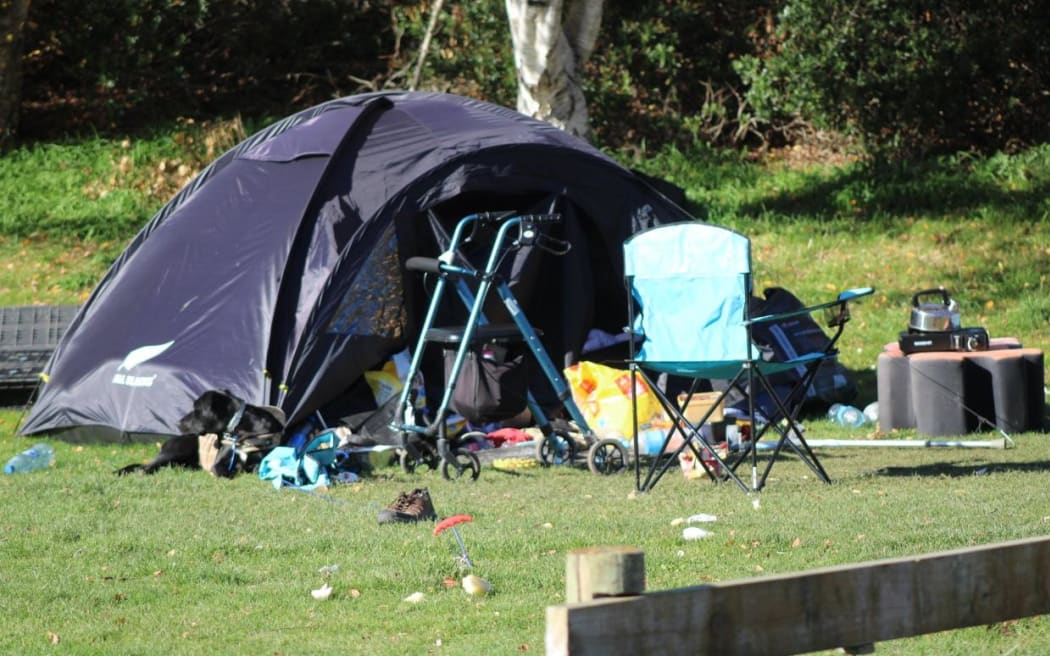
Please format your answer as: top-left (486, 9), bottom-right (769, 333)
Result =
top-left (624, 222), bottom-right (873, 493)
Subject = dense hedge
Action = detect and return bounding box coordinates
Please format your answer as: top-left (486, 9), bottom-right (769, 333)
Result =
top-left (589, 0), bottom-right (781, 149)
top-left (17, 1), bottom-right (1050, 157)
top-left (740, 0), bottom-right (1050, 157)
top-left (18, 0), bottom-right (778, 152)
top-left (20, 0), bottom-right (392, 138)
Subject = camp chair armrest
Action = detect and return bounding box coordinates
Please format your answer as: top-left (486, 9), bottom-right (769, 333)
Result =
top-left (838, 286), bottom-right (875, 302)
top-left (747, 286), bottom-right (874, 326)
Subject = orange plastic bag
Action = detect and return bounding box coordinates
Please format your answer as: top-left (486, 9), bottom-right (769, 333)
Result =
top-left (564, 361), bottom-right (668, 438)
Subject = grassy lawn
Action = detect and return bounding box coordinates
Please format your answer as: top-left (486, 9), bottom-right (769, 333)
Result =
top-left (1, 428), bottom-right (1048, 655)
top-left (1, 131), bottom-right (1048, 654)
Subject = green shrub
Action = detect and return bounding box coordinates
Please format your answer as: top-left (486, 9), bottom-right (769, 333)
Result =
top-left (21, 1), bottom-right (1048, 158)
top-left (20, 0), bottom-right (392, 138)
top-left (391, 1), bottom-right (517, 105)
top-left (739, 0), bottom-right (1050, 158)
top-left (589, 1), bottom-right (782, 151)
top-left (18, 0), bottom-right (785, 153)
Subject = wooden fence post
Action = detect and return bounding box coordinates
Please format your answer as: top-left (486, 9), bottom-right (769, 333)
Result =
top-left (565, 546), bottom-right (646, 603)
top-left (546, 536), bottom-right (1050, 656)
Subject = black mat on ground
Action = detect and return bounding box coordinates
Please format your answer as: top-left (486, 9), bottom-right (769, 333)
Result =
top-left (0, 306), bottom-right (79, 391)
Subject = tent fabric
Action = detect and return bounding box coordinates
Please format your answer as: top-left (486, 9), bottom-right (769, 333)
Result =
top-left (21, 91), bottom-right (695, 442)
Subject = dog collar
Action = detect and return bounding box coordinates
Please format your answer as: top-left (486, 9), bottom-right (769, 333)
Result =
top-left (224, 396), bottom-right (246, 439)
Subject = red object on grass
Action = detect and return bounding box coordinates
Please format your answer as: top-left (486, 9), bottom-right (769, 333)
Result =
top-left (433, 514), bottom-right (474, 536)
top-left (486, 427), bottom-right (531, 448)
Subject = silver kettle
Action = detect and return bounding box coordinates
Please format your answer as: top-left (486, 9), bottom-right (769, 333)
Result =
top-left (908, 288), bottom-right (961, 333)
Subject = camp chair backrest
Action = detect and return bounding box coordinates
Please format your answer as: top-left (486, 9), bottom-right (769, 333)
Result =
top-left (624, 223), bottom-right (754, 364)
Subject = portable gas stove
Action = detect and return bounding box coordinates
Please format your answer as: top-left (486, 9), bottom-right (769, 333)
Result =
top-left (897, 288), bottom-right (989, 354)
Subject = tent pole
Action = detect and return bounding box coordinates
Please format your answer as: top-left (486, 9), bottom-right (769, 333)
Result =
top-left (755, 437), bottom-right (1010, 450)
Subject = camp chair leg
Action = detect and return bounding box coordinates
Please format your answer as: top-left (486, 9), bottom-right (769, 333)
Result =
top-left (632, 366), bottom-right (750, 494)
top-left (751, 370), bottom-right (831, 491)
top-left (636, 419), bottom-right (692, 492)
top-left (755, 420), bottom-right (830, 491)
top-left (630, 365), bottom-right (691, 492)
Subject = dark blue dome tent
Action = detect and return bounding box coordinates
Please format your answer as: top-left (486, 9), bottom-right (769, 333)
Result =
top-left (21, 91), bottom-right (694, 443)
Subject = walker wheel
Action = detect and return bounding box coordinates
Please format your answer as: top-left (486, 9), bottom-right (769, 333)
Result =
top-left (587, 438), bottom-right (629, 476)
top-left (399, 438), bottom-right (439, 474)
top-left (398, 450), bottom-right (419, 474)
top-left (535, 430), bottom-right (576, 466)
top-left (441, 448), bottom-right (481, 481)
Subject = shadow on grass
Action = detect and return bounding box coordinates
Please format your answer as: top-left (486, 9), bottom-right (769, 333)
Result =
top-left (875, 460), bottom-right (1050, 478)
top-left (850, 368), bottom-right (878, 406)
top-left (737, 159), bottom-right (1050, 225)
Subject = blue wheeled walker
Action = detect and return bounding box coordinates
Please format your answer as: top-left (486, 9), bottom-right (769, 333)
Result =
top-left (392, 211), bottom-right (630, 480)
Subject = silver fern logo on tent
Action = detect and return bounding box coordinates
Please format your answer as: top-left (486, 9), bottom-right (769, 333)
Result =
top-left (112, 341), bottom-right (174, 387)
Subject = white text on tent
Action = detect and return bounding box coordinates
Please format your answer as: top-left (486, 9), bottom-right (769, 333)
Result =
top-left (112, 373), bottom-right (158, 387)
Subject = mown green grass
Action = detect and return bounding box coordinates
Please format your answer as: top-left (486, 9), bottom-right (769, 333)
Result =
top-left (0, 427), bottom-right (1048, 655)
top-left (2, 131), bottom-right (1049, 654)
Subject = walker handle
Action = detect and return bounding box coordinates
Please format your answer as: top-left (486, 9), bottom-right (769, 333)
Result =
top-left (405, 256), bottom-right (443, 274)
top-left (475, 210), bottom-right (517, 224)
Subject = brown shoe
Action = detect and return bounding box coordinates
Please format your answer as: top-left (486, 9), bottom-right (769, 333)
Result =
top-left (377, 488), bottom-right (438, 524)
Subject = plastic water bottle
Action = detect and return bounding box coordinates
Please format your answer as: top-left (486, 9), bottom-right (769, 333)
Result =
top-left (4, 443), bottom-right (55, 474)
top-left (827, 403), bottom-right (866, 428)
top-left (863, 402), bottom-right (879, 425)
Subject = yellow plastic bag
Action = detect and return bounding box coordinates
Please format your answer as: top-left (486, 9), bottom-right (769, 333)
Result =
top-left (564, 361), bottom-right (667, 438)
top-left (364, 360), bottom-right (403, 405)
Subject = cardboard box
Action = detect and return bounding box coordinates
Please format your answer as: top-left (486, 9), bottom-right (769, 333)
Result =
top-left (678, 391), bottom-right (724, 424)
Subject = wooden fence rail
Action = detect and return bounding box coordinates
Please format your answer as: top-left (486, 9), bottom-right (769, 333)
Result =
top-left (546, 536), bottom-right (1050, 655)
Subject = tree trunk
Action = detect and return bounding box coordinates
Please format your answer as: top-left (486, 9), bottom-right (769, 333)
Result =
top-left (0, 0), bottom-right (31, 146)
top-left (505, 0), bottom-right (602, 140)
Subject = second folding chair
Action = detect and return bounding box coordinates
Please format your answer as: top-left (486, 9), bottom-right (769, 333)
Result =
top-left (623, 222), bottom-right (873, 493)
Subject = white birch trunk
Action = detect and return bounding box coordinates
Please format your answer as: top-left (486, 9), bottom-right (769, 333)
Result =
top-left (505, 0), bottom-right (603, 140)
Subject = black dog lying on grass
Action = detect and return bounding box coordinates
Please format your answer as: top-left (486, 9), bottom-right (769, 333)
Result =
top-left (115, 389), bottom-right (285, 476)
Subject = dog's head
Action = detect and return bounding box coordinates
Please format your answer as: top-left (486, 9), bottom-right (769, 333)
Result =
top-left (177, 389), bottom-right (285, 437)
top-left (177, 390), bottom-right (242, 435)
